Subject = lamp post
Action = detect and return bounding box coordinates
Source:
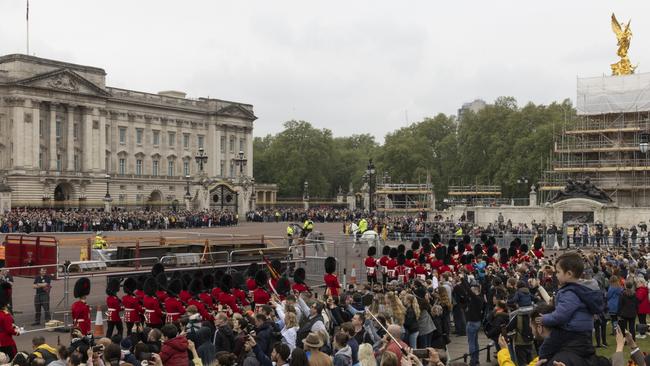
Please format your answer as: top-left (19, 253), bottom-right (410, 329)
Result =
top-left (184, 174), bottom-right (192, 210)
top-left (516, 177), bottom-right (529, 205)
top-left (303, 181), bottom-right (309, 209)
top-left (233, 150), bottom-right (248, 176)
top-left (365, 159), bottom-right (376, 212)
top-left (195, 147), bottom-right (208, 175)
top-left (103, 174), bottom-right (112, 212)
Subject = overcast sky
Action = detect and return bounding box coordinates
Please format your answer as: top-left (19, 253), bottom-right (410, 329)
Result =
top-left (2, 1), bottom-right (650, 141)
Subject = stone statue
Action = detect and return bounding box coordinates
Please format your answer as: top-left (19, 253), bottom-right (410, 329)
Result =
top-left (610, 13), bottom-right (636, 75)
top-left (548, 178), bottom-right (612, 203)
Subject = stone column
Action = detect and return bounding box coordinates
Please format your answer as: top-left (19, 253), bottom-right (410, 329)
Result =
top-left (67, 105), bottom-right (75, 171)
top-left (529, 185), bottom-right (538, 207)
top-left (29, 99), bottom-right (40, 170)
top-left (8, 97), bottom-right (26, 169)
top-left (207, 121), bottom-right (216, 177)
top-left (49, 103), bottom-right (58, 170)
top-left (82, 106), bottom-right (94, 172)
top-left (223, 126), bottom-right (230, 177)
top-left (246, 128), bottom-right (254, 177)
top-left (99, 109), bottom-right (107, 172)
top-left (215, 127), bottom-right (222, 176)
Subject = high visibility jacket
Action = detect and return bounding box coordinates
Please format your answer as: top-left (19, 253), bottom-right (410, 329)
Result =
top-left (303, 220), bottom-right (314, 230)
top-left (0, 245), bottom-right (5, 260)
top-left (287, 226), bottom-right (294, 236)
top-left (93, 236), bottom-right (108, 249)
top-left (358, 219), bottom-right (368, 233)
top-left (454, 227), bottom-right (463, 237)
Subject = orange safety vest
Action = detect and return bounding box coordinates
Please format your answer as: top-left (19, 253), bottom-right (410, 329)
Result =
top-left (0, 245), bottom-right (6, 260)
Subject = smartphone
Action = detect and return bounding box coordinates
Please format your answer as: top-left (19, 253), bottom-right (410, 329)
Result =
top-left (92, 345), bottom-right (104, 353)
top-left (412, 349), bottom-right (429, 359)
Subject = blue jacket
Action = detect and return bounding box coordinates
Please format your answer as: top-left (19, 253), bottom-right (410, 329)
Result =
top-left (509, 287), bottom-right (533, 307)
top-left (607, 287), bottom-right (623, 314)
top-left (542, 280), bottom-right (604, 332)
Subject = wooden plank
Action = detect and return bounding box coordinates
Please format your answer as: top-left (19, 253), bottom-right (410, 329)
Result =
top-left (565, 127), bottom-right (641, 134)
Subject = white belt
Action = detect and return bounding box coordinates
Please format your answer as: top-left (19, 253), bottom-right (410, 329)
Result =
top-left (386, 269), bottom-right (396, 277)
top-left (417, 274), bottom-right (426, 280)
top-left (367, 267), bottom-right (376, 275)
top-left (144, 309), bottom-right (155, 323)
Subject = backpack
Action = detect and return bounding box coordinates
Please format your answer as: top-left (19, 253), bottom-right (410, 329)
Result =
top-left (507, 312), bottom-right (534, 344)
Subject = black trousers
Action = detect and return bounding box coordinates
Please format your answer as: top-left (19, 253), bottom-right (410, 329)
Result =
top-left (619, 317), bottom-right (636, 340)
top-left (34, 292), bottom-right (50, 323)
top-left (106, 321), bottom-right (123, 339)
top-left (513, 344), bottom-right (533, 366)
top-left (594, 315), bottom-right (608, 346)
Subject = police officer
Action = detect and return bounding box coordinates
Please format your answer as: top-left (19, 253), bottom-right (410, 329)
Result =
top-left (32, 268), bottom-right (51, 326)
top-left (287, 224), bottom-right (294, 246)
top-left (93, 232), bottom-right (108, 249)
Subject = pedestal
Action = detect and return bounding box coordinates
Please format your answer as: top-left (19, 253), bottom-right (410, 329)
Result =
top-left (103, 197), bottom-right (113, 212)
top-left (303, 200), bottom-right (309, 210)
top-left (185, 197), bottom-right (191, 210)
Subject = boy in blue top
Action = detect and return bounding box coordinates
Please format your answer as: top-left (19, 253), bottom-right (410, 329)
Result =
top-left (538, 251), bottom-right (604, 360)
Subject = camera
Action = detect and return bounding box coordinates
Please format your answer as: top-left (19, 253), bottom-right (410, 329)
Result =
top-left (140, 352), bottom-right (155, 361)
top-left (245, 323), bottom-right (256, 334)
top-left (411, 349), bottom-right (429, 359)
top-left (92, 345), bottom-right (104, 353)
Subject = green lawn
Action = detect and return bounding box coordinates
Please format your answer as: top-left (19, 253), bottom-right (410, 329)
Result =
top-left (594, 333), bottom-right (649, 360)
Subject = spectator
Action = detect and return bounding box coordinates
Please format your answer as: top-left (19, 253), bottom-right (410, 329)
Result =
top-left (618, 281), bottom-right (639, 340)
top-left (30, 336), bottom-right (57, 365)
top-left (332, 332), bottom-right (352, 366)
top-left (608, 275), bottom-right (624, 329)
top-left (378, 324), bottom-right (408, 365)
top-left (635, 277), bottom-right (650, 339)
top-left (48, 346), bottom-right (68, 366)
top-left (159, 324), bottom-right (188, 366)
top-left (289, 348), bottom-right (309, 366)
top-left (302, 332), bottom-right (332, 366)
top-left (280, 311), bottom-right (298, 352)
top-left (358, 343), bottom-right (377, 366)
top-left (196, 326), bottom-right (216, 366)
top-left (212, 312), bottom-right (233, 353)
top-left (402, 294), bottom-right (420, 348)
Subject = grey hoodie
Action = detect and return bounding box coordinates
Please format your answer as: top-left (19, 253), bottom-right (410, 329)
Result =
top-left (333, 345), bottom-right (352, 366)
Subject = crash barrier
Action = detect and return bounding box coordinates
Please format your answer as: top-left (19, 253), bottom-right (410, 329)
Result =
top-left (2, 234), bottom-right (59, 277)
top-left (447, 343), bottom-right (493, 365)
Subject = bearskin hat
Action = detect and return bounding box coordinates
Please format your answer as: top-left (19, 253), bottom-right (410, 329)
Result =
top-left (397, 253), bottom-right (405, 266)
top-left (474, 244), bottom-right (483, 257)
top-left (246, 263), bottom-right (259, 278)
top-left (136, 275), bottom-right (146, 291)
top-left (0, 283), bottom-right (11, 309)
top-left (499, 248), bottom-right (509, 264)
top-left (255, 270), bottom-right (268, 287)
top-left (480, 234), bottom-right (488, 244)
top-left (405, 250), bottom-right (413, 260)
top-left (382, 246), bottom-right (390, 256)
top-left (397, 244), bottom-right (405, 254)
top-left (513, 237), bottom-right (522, 248)
top-left (460, 255), bottom-right (469, 265)
top-left (418, 254), bottom-right (426, 264)
top-left (422, 241), bottom-right (432, 254)
top-left (214, 269), bottom-right (225, 286)
top-left (276, 277), bottom-right (291, 296)
top-left (156, 273), bottom-right (168, 291)
top-left (144, 277), bottom-right (158, 297)
top-left (220, 274), bottom-right (233, 292)
top-left (435, 246), bottom-right (446, 260)
top-left (389, 247), bottom-right (398, 259)
top-left (271, 260), bottom-right (283, 277)
top-left (468, 254), bottom-right (475, 262)
top-left (432, 233), bottom-right (441, 245)
top-left (123, 277), bottom-right (137, 295)
top-left (181, 273), bottom-right (192, 291)
top-left (487, 245), bottom-right (497, 257)
top-left (325, 256), bottom-right (336, 274)
top-left (232, 271), bottom-right (246, 290)
top-left (488, 236), bottom-right (496, 246)
top-left (203, 274), bottom-right (214, 291)
top-left (508, 247), bottom-right (518, 258)
top-left (421, 237), bottom-right (431, 247)
top-left (367, 246), bottom-right (377, 257)
top-left (74, 277), bottom-right (91, 298)
top-left (171, 271), bottom-right (181, 280)
top-left (520, 244), bottom-right (529, 253)
top-left (151, 263), bottom-right (165, 278)
top-left (193, 270), bottom-right (203, 280)
top-left (443, 254), bottom-right (451, 265)
top-left (106, 278), bottom-right (120, 296)
top-left (168, 279), bottom-right (182, 296)
top-left (189, 279), bottom-right (203, 295)
top-left (448, 239), bottom-right (457, 252)
top-left (294, 268), bottom-right (306, 284)
top-left (533, 236), bottom-right (543, 250)
top-left (462, 235), bottom-right (471, 245)
top-left (411, 240), bottom-right (420, 251)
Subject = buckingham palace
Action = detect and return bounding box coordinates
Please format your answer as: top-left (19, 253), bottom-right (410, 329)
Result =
top-left (0, 54), bottom-right (275, 214)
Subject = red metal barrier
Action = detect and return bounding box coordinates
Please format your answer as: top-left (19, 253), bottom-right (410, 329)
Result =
top-left (3, 234), bottom-right (59, 277)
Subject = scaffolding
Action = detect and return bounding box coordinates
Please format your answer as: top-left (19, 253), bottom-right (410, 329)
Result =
top-left (446, 185), bottom-right (505, 206)
top-left (374, 183), bottom-right (435, 213)
top-left (539, 108), bottom-right (650, 206)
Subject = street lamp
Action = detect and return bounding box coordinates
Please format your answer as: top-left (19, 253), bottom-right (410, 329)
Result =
top-left (104, 174), bottom-right (111, 199)
top-left (233, 150), bottom-right (248, 176)
top-left (195, 147), bottom-right (208, 174)
top-left (640, 132), bottom-right (650, 154)
top-left (303, 181), bottom-right (309, 201)
top-left (365, 159), bottom-right (375, 211)
top-left (184, 174), bottom-right (191, 200)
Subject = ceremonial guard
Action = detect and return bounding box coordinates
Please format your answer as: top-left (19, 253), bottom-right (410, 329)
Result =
top-left (71, 278), bottom-right (91, 335)
top-left (395, 254), bottom-right (408, 284)
top-left (187, 280), bottom-right (213, 321)
top-left (378, 246), bottom-right (390, 285)
top-left (519, 244), bottom-right (531, 263)
top-left (0, 283), bottom-right (18, 359)
top-left (211, 271), bottom-right (224, 302)
top-left (324, 256), bottom-right (341, 297)
top-left (499, 248), bottom-right (510, 270)
top-left (143, 277), bottom-right (163, 329)
top-left (122, 277), bottom-right (142, 335)
top-left (231, 272), bottom-right (249, 307)
top-left (245, 263), bottom-right (259, 293)
top-left (218, 274), bottom-right (241, 314)
top-left (252, 271), bottom-right (270, 307)
top-left (152, 264), bottom-right (168, 302)
top-left (164, 279), bottom-right (186, 324)
top-left (386, 248), bottom-right (398, 281)
top-left (199, 275), bottom-right (215, 310)
top-left (134, 275), bottom-right (146, 301)
top-left (414, 254), bottom-right (428, 281)
top-left (364, 247), bottom-right (378, 284)
top-left (179, 274), bottom-right (193, 304)
top-left (292, 268), bottom-right (310, 294)
top-left (105, 278), bottom-right (123, 338)
top-left (532, 237), bottom-right (545, 259)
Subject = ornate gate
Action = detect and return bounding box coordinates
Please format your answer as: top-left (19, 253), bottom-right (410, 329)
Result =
top-left (209, 183), bottom-right (238, 212)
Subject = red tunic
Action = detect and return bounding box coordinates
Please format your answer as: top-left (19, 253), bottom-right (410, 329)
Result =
top-left (179, 290), bottom-right (192, 304)
top-left (438, 265), bottom-right (452, 275)
top-left (134, 289), bottom-right (145, 301)
top-left (155, 290), bottom-right (169, 302)
top-left (386, 258), bottom-right (398, 279)
top-left (106, 295), bottom-right (122, 322)
top-left (71, 300), bottom-right (91, 334)
top-left (0, 311), bottom-right (16, 355)
top-left (463, 264), bottom-right (475, 273)
top-left (532, 249), bottom-right (544, 259)
top-left (198, 293), bottom-right (214, 310)
top-left (246, 278), bottom-right (257, 292)
top-left (430, 259), bottom-right (443, 271)
top-left (364, 256), bottom-right (377, 278)
top-left (187, 299), bottom-right (213, 321)
top-left (378, 256), bottom-right (389, 270)
top-left (163, 297), bottom-right (186, 323)
top-left (252, 288), bottom-right (270, 307)
top-left (324, 273), bottom-right (341, 297)
top-left (395, 266), bottom-right (408, 283)
top-left (218, 292), bottom-right (241, 314)
top-left (232, 288), bottom-right (249, 307)
top-left (292, 283), bottom-right (310, 294)
top-left (122, 294), bottom-right (142, 323)
top-left (211, 287), bottom-right (222, 303)
top-left (143, 295), bottom-right (163, 326)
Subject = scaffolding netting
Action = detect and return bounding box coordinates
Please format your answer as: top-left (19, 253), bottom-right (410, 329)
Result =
top-left (577, 73), bottom-right (650, 115)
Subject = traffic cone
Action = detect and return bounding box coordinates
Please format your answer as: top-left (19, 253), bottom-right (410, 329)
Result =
top-left (93, 305), bottom-right (104, 337)
top-left (350, 265), bottom-right (357, 285)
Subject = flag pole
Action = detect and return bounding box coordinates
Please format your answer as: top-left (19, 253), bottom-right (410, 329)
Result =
top-left (26, 0), bottom-right (30, 55)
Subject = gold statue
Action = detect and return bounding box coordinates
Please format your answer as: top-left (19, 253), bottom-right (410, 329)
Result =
top-left (610, 13), bottom-right (636, 75)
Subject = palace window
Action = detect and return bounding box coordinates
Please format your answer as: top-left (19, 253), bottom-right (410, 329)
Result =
top-left (239, 138), bottom-right (245, 153)
top-left (152, 160), bottom-right (159, 176)
top-left (183, 133), bottom-right (190, 149)
top-left (136, 159), bottom-right (143, 176)
top-left (153, 130), bottom-right (160, 146)
top-left (75, 154), bottom-right (80, 172)
top-left (220, 160), bottom-right (225, 176)
top-left (168, 132), bottom-right (176, 147)
top-left (168, 160), bottom-right (175, 176)
top-left (55, 120), bottom-right (62, 139)
top-left (229, 135), bottom-right (235, 153)
top-left (220, 136), bottom-right (226, 153)
top-left (198, 135), bottom-right (204, 149)
top-left (136, 129), bottom-right (143, 145)
top-left (119, 127), bottom-right (127, 144)
top-left (73, 123), bottom-right (79, 139)
top-left (119, 158), bottom-right (126, 175)
top-left (56, 154), bottom-right (62, 172)
top-left (183, 161), bottom-right (190, 176)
